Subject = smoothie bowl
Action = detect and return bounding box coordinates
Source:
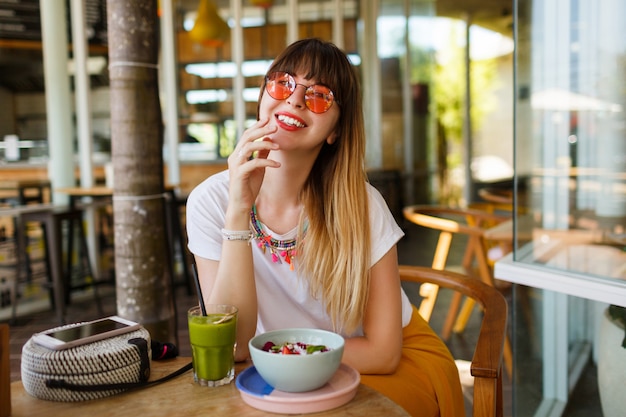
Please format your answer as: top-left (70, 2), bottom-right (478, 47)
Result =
top-left (248, 328), bottom-right (345, 392)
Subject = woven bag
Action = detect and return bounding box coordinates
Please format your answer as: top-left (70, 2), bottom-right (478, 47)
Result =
top-left (21, 324), bottom-right (151, 402)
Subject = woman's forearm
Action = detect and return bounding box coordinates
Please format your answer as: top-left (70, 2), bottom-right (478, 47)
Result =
top-left (342, 335), bottom-right (402, 374)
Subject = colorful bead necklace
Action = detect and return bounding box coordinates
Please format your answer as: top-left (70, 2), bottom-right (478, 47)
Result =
top-left (250, 205), bottom-right (306, 270)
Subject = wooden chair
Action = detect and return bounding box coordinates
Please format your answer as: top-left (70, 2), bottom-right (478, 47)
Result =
top-left (399, 265), bottom-right (507, 417)
top-left (471, 186), bottom-right (529, 218)
top-left (1, 323), bottom-right (10, 417)
top-left (402, 205), bottom-right (513, 375)
top-left (478, 187), bottom-right (514, 205)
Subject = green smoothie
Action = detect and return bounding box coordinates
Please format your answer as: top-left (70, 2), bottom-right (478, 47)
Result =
top-left (188, 307), bottom-right (238, 384)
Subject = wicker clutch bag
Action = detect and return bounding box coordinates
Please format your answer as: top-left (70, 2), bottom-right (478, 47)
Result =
top-left (21, 324), bottom-right (151, 402)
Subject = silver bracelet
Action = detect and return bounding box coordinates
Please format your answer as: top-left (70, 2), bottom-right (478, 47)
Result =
top-left (221, 228), bottom-right (253, 243)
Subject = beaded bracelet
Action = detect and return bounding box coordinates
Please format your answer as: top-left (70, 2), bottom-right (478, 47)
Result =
top-left (221, 228), bottom-right (253, 243)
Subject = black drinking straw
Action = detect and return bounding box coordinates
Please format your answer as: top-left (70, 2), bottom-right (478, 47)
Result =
top-left (192, 263), bottom-right (207, 316)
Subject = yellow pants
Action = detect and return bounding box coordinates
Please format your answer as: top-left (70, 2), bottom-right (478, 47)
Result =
top-left (360, 306), bottom-right (465, 417)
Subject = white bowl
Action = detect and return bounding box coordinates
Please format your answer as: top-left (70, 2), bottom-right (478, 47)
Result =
top-left (248, 328), bottom-right (345, 392)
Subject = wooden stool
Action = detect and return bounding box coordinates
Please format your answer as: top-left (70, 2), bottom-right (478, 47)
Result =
top-left (15, 206), bottom-right (102, 324)
top-left (0, 323), bottom-right (9, 417)
top-left (164, 189), bottom-right (193, 295)
top-left (16, 180), bottom-right (51, 206)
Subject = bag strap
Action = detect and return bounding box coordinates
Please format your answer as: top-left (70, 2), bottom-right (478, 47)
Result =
top-left (45, 338), bottom-right (192, 393)
top-left (45, 362), bottom-right (193, 392)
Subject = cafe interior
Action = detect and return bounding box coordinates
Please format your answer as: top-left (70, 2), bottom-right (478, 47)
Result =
top-left (0, 0), bottom-right (624, 416)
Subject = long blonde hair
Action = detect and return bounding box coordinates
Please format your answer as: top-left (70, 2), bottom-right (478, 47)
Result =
top-left (258, 39), bottom-right (371, 334)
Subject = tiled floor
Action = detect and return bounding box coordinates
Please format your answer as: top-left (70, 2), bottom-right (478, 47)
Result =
top-left (3, 219), bottom-right (602, 416)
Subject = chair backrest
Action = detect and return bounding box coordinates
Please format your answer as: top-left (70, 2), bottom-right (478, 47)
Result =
top-left (402, 205), bottom-right (510, 320)
top-left (402, 204), bottom-right (510, 266)
top-left (478, 187), bottom-right (514, 205)
top-left (1, 323), bottom-right (10, 417)
top-left (399, 265), bottom-right (507, 417)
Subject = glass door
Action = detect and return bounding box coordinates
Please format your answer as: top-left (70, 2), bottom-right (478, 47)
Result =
top-left (503, 0), bottom-right (626, 415)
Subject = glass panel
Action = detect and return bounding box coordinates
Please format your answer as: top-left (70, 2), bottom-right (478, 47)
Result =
top-left (514, 0), bottom-right (626, 283)
top-left (511, 286), bottom-right (602, 415)
top-left (513, 0), bottom-right (625, 414)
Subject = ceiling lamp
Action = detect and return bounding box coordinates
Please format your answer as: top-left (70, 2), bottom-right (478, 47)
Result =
top-left (250, 0), bottom-right (274, 8)
top-left (189, 0), bottom-right (230, 47)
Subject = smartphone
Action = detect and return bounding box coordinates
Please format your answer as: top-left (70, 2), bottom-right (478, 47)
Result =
top-left (32, 316), bottom-right (142, 351)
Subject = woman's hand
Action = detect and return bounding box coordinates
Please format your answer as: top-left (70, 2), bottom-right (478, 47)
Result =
top-left (207, 119), bottom-right (279, 358)
top-left (227, 118), bottom-right (280, 217)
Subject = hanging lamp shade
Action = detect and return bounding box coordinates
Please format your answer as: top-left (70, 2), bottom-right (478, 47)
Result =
top-left (189, 0), bottom-right (230, 47)
top-left (250, 0), bottom-right (274, 8)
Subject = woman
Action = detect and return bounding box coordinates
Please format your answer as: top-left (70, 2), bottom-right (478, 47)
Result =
top-left (186, 38), bottom-right (464, 417)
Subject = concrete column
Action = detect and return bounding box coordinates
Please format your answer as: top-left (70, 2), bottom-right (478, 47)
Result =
top-left (360, 0), bottom-right (382, 168)
top-left (160, 0), bottom-right (181, 188)
top-left (286, 0), bottom-right (298, 44)
top-left (40, 0), bottom-right (74, 203)
top-left (70, 0), bottom-right (98, 278)
top-left (332, 0), bottom-right (344, 49)
top-left (231, 0), bottom-right (246, 138)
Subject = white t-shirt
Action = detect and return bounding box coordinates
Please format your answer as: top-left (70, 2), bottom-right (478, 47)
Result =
top-left (186, 170), bottom-right (412, 337)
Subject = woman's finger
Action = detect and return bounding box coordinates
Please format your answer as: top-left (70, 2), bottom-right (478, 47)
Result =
top-left (234, 132), bottom-right (278, 163)
top-left (255, 138), bottom-right (275, 160)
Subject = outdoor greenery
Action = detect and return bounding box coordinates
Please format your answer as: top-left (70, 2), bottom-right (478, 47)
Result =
top-left (408, 24), bottom-right (500, 205)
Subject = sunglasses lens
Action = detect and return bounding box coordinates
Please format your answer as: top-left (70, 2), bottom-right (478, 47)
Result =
top-left (265, 72), bottom-right (336, 113)
top-left (266, 72), bottom-right (295, 100)
top-left (305, 86), bottom-right (334, 113)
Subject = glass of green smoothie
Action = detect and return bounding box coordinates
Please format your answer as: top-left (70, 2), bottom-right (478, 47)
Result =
top-left (187, 304), bottom-right (238, 387)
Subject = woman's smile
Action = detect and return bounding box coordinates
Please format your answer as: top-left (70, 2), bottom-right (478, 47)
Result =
top-left (275, 112), bottom-right (307, 130)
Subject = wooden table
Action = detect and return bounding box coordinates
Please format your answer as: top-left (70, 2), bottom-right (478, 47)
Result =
top-left (56, 185), bottom-right (179, 205)
top-left (10, 357), bottom-right (409, 416)
top-left (484, 215), bottom-right (609, 251)
top-left (483, 215), bottom-right (534, 254)
top-left (55, 186), bottom-right (113, 209)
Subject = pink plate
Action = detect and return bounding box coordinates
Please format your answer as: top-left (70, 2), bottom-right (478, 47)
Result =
top-left (236, 364), bottom-right (360, 414)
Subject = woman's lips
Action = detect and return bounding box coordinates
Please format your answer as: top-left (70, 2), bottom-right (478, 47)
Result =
top-left (275, 113), bottom-right (307, 130)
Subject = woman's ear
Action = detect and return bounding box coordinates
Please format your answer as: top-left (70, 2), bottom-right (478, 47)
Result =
top-left (326, 131), bottom-right (338, 145)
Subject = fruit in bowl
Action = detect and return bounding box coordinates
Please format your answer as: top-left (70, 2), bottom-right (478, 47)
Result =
top-left (248, 328), bottom-right (345, 392)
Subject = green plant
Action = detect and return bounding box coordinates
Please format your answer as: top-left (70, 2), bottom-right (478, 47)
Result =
top-left (608, 305), bottom-right (626, 348)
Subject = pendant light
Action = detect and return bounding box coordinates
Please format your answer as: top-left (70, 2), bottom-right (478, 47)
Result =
top-left (189, 0), bottom-right (230, 47)
top-left (250, 0), bottom-right (274, 8)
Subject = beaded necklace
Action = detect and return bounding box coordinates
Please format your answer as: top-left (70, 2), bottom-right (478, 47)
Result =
top-left (250, 204), bottom-right (306, 270)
